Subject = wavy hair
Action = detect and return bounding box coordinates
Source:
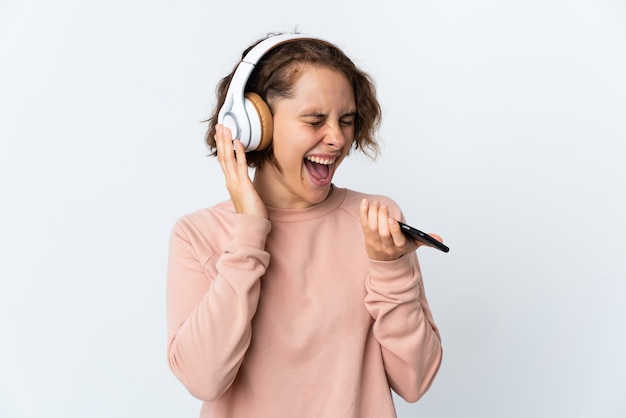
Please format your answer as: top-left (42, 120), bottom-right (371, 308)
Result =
top-left (205, 33), bottom-right (382, 167)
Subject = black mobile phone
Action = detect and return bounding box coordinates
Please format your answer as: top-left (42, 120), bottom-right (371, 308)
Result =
top-left (398, 221), bottom-right (450, 253)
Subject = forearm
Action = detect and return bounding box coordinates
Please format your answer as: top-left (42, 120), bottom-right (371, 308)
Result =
top-left (166, 215), bottom-right (271, 401)
top-left (364, 254), bottom-right (442, 402)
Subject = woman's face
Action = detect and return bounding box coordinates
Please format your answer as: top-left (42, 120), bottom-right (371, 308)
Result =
top-left (253, 65), bottom-right (356, 209)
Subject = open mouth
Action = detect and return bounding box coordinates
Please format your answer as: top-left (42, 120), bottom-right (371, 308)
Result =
top-left (304, 155), bottom-right (337, 184)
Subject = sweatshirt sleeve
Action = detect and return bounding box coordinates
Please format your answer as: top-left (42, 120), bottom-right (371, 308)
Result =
top-left (363, 252), bottom-right (443, 403)
top-left (166, 213), bottom-right (271, 401)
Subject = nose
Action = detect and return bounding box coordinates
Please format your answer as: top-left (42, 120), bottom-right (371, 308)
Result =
top-left (323, 121), bottom-right (349, 148)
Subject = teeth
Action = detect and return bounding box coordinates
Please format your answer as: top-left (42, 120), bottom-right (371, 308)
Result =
top-left (306, 156), bottom-right (336, 165)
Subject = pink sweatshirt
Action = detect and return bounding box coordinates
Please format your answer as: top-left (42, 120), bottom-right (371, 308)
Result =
top-left (166, 187), bottom-right (442, 417)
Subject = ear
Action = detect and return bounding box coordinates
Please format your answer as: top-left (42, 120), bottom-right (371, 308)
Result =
top-left (245, 92), bottom-right (273, 151)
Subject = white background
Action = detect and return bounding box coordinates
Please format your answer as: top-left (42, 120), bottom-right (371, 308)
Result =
top-left (1, 0), bottom-right (625, 417)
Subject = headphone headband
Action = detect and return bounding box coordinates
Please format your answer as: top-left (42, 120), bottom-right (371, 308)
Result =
top-left (217, 33), bottom-right (310, 151)
top-left (241, 33), bottom-right (310, 65)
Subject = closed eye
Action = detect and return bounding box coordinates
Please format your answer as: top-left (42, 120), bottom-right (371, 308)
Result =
top-left (303, 112), bottom-right (355, 127)
top-left (340, 112), bottom-right (356, 126)
top-left (304, 114), bottom-right (326, 127)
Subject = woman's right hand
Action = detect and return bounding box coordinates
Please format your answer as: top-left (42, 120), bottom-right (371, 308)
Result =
top-left (215, 124), bottom-right (269, 219)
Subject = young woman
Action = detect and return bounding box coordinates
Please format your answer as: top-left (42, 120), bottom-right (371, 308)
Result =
top-left (166, 33), bottom-right (443, 417)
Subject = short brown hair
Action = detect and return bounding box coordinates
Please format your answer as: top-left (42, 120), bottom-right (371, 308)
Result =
top-left (205, 33), bottom-right (382, 167)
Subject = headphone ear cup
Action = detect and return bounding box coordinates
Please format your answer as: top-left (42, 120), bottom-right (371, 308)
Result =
top-left (244, 92), bottom-right (273, 151)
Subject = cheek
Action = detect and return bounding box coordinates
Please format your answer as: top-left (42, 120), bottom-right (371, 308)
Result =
top-left (271, 140), bottom-right (304, 173)
top-left (336, 152), bottom-right (349, 168)
top-left (272, 128), bottom-right (309, 161)
top-left (345, 127), bottom-right (356, 144)
top-left (270, 123), bottom-right (296, 153)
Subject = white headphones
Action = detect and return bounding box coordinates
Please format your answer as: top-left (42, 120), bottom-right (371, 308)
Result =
top-left (217, 33), bottom-right (310, 151)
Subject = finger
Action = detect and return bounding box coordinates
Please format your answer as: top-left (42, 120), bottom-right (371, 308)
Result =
top-left (215, 124), bottom-right (234, 165)
top-left (359, 198), bottom-right (370, 229)
top-left (377, 204), bottom-right (392, 240)
top-left (367, 200), bottom-right (380, 234)
top-left (360, 198), bottom-right (379, 238)
top-left (216, 125), bottom-right (241, 182)
top-left (233, 138), bottom-right (249, 171)
top-left (387, 217), bottom-right (409, 247)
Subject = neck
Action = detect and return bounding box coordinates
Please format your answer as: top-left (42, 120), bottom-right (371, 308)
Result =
top-left (252, 166), bottom-right (334, 209)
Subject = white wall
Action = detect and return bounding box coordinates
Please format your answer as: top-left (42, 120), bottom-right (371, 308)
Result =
top-left (1, 0), bottom-right (625, 417)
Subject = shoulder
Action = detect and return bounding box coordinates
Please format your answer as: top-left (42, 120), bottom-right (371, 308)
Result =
top-left (339, 188), bottom-right (404, 219)
top-left (342, 188), bottom-right (401, 208)
top-left (171, 200), bottom-right (236, 241)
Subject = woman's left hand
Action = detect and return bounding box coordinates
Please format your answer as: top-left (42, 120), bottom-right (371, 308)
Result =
top-left (359, 199), bottom-right (442, 261)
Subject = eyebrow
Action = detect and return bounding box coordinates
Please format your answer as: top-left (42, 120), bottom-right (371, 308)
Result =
top-left (302, 112), bottom-right (326, 118)
top-left (302, 111), bottom-right (356, 118)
